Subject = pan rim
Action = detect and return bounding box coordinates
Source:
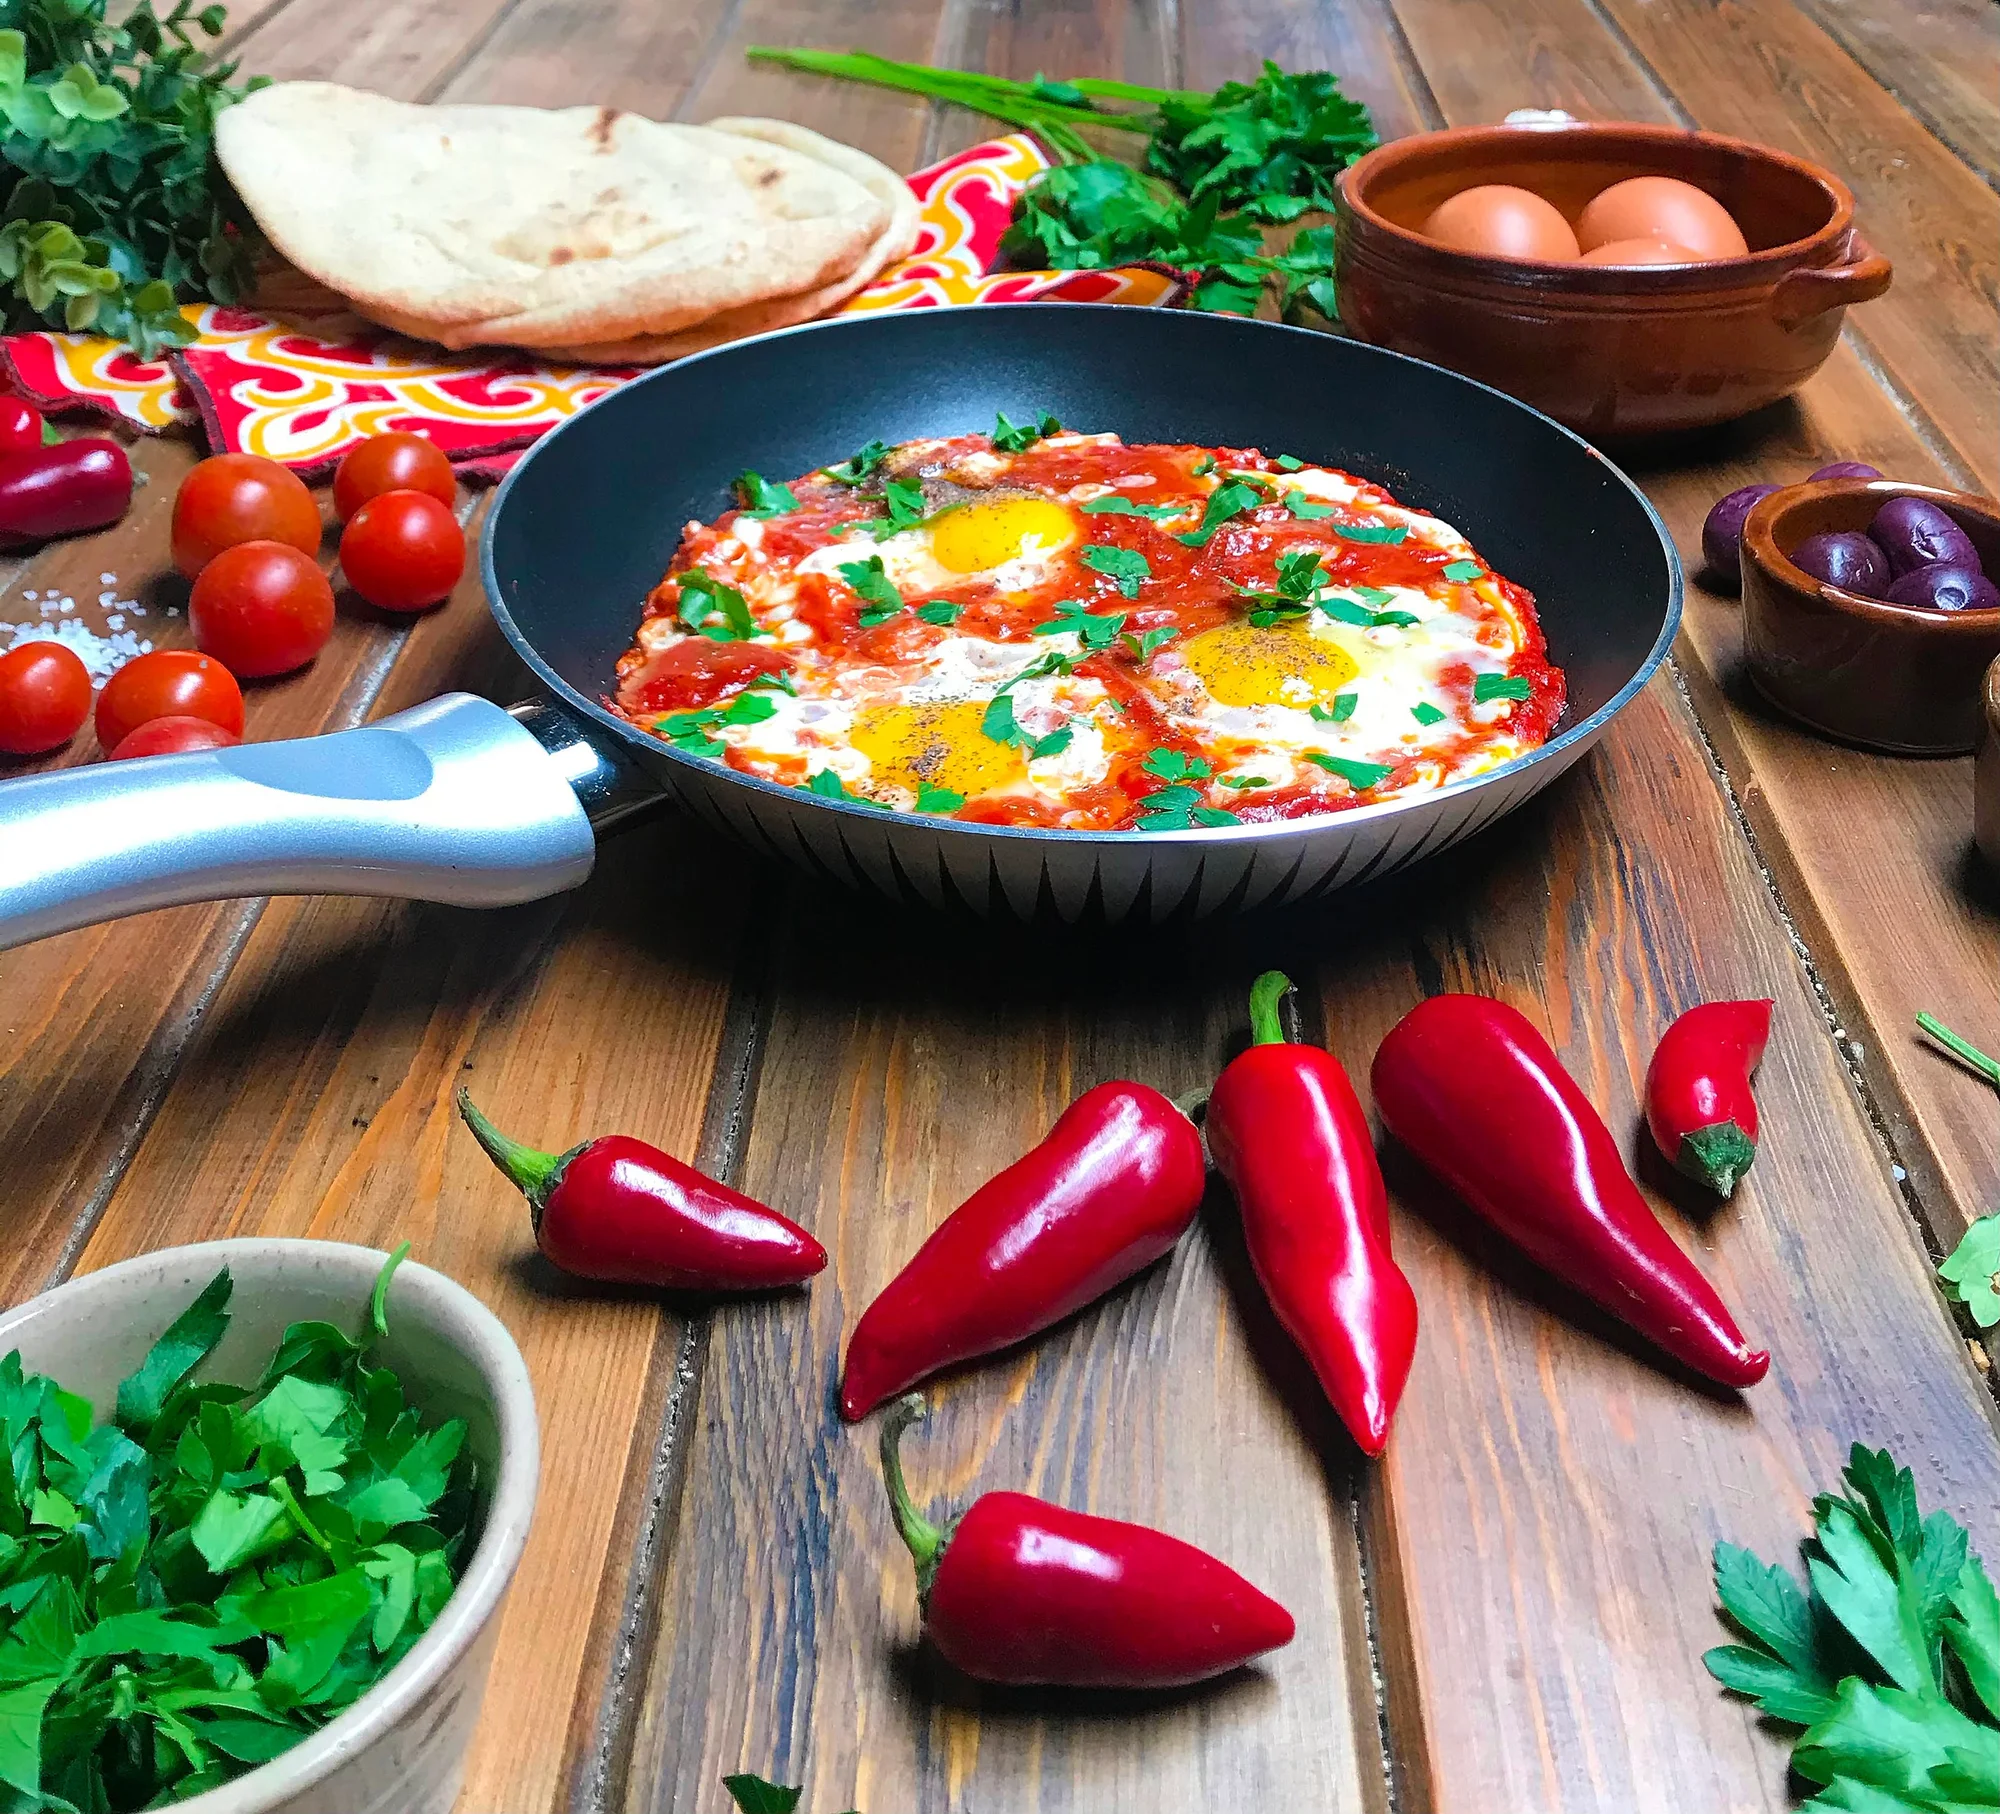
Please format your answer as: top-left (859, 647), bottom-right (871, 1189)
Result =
top-left (481, 305), bottom-right (1682, 849)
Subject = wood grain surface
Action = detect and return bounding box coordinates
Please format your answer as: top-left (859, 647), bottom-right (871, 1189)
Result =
top-left (0, 3), bottom-right (1994, 1813)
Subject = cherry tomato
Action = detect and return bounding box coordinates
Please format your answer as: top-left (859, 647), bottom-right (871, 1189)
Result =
top-left (95, 650), bottom-right (244, 752)
top-left (0, 641), bottom-right (90, 755)
top-left (190, 540), bottom-right (336, 678)
top-left (0, 396), bottom-right (45, 458)
top-left (339, 490), bottom-right (464, 612)
top-left (172, 453), bottom-right (322, 578)
top-left (333, 433), bottom-right (456, 521)
top-left (108, 715), bottom-right (242, 760)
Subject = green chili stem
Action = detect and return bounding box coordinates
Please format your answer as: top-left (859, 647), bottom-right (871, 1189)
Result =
top-left (1917, 1014), bottom-right (2000, 1091)
top-left (455, 1090), bottom-right (563, 1213)
top-left (1248, 970), bottom-right (1297, 1046)
top-left (879, 1395), bottom-right (948, 1600)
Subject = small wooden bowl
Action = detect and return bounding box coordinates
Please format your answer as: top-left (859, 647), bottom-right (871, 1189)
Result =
top-left (1740, 479), bottom-right (2000, 754)
top-left (1334, 122), bottom-right (1892, 439)
top-left (1977, 657), bottom-right (2000, 868)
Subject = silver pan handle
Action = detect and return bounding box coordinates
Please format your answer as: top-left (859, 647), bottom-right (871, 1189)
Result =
top-left (0, 693), bottom-right (599, 951)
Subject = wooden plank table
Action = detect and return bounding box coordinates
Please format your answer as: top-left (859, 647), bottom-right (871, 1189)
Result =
top-left (2, 1), bottom-right (1997, 1809)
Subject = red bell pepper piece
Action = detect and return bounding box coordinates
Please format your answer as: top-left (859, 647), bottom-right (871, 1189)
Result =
top-left (1370, 996), bottom-right (1769, 1389)
top-left (1645, 1000), bottom-right (1773, 1196)
top-left (839, 1081), bottom-right (1205, 1421)
top-left (456, 1091), bottom-right (825, 1290)
top-left (0, 438), bottom-right (131, 546)
top-left (1206, 971), bottom-right (1417, 1456)
top-left (880, 1395), bottom-right (1295, 1687)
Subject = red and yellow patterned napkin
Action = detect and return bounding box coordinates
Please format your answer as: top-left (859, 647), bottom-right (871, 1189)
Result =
top-left (0, 135), bottom-right (1183, 479)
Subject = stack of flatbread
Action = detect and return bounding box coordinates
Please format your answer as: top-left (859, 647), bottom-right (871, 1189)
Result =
top-left (214, 83), bottom-right (922, 365)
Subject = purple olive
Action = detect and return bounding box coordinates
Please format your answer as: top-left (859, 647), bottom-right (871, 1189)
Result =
top-left (1808, 460), bottom-right (1882, 482)
top-left (1702, 483), bottom-right (1780, 588)
top-left (1868, 495), bottom-right (1979, 576)
top-left (1791, 530), bottom-right (1891, 597)
top-left (1883, 561), bottom-right (2000, 613)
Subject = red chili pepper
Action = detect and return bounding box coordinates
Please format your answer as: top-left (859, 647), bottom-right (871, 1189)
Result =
top-left (1370, 996), bottom-right (1769, 1388)
top-left (879, 1395), bottom-right (1294, 1687)
top-left (0, 396), bottom-right (44, 458)
top-left (455, 1090), bottom-right (825, 1290)
top-left (839, 1081), bottom-right (1205, 1421)
top-left (1206, 971), bottom-right (1417, 1456)
top-left (1645, 1000), bottom-right (1773, 1197)
top-left (0, 438), bottom-right (132, 546)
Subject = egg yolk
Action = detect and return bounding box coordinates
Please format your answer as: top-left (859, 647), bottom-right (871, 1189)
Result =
top-left (926, 497), bottom-right (1077, 574)
top-left (849, 700), bottom-right (1027, 797)
top-left (1181, 623), bottom-right (1360, 708)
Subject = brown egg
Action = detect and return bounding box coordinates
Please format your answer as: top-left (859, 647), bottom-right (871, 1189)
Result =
top-left (1577, 237), bottom-right (1703, 266)
top-left (1577, 177), bottom-right (1748, 260)
top-left (1419, 185), bottom-right (1581, 263)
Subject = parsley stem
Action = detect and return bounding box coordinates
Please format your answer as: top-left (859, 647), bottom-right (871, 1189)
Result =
top-left (879, 1395), bottom-right (949, 1602)
top-left (1916, 1014), bottom-right (2000, 1091)
top-left (269, 1477), bottom-right (336, 1562)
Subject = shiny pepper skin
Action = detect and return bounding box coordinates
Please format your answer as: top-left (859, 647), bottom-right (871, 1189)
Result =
top-left (1645, 1000), bottom-right (1773, 1197)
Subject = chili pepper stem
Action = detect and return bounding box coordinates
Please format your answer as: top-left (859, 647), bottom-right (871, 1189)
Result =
top-left (1677, 1122), bottom-right (1757, 1198)
top-left (455, 1089), bottom-right (568, 1227)
top-left (1917, 1014), bottom-right (2000, 1091)
top-left (880, 1394), bottom-right (951, 1602)
top-left (1248, 970), bottom-right (1298, 1046)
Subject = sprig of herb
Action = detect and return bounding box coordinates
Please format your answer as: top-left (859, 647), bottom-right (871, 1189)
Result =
top-left (1940, 1216), bottom-right (2000, 1330)
top-left (1235, 547), bottom-right (1325, 624)
top-left (734, 471), bottom-right (799, 518)
top-left (1177, 478), bottom-right (1263, 549)
top-left (1033, 598), bottom-right (1126, 649)
top-left (992, 408), bottom-right (1060, 453)
top-left (1704, 1443), bottom-right (1997, 1812)
top-left (842, 476), bottom-right (929, 540)
top-left (823, 440), bottom-right (890, 485)
top-left (836, 554), bottom-right (908, 625)
top-left (980, 650), bottom-right (1074, 760)
top-left (675, 570), bottom-right (757, 641)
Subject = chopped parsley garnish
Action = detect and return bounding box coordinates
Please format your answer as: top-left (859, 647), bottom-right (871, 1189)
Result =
top-left (836, 554), bottom-right (908, 625)
top-left (824, 439), bottom-right (891, 484)
top-left (1176, 479), bottom-right (1263, 548)
top-left (1219, 774), bottom-right (1268, 789)
top-left (1236, 549), bottom-right (1324, 624)
top-left (675, 570), bottom-right (757, 641)
top-left (993, 409), bottom-right (1060, 453)
top-left (1373, 610), bottom-right (1420, 628)
top-left (839, 475), bottom-right (930, 540)
top-left (1035, 599), bottom-right (1127, 650)
top-left (1318, 589), bottom-right (1419, 630)
top-left (1474, 672), bottom-right (1533, 703)
top-left (1141, 747), bottom-right (1212, 782)
top-left (1083, 495), bottom-right (1183, 521)
top-left (1442, 558), bottom-right (1483, 583)
top-left (1351, 584), bottom-right (1396, 607)
top-left (803, 768), bottom-right (891, 809)
top-left (748, 667), bottom-right (796, 695)
top-left (1081, 544), bottom-right (1151, 598)
top-left (1190, 454), bottom-right (1217, 477)
top-left (916, 600), bottom-right (962, 626)
top-left (1312, 692), bottom-right (1358, 723)
top-left (1134, 783), bottom-right (1239, 830)
top-left (653, 689), bottom-right (779, 757)
top-left (915, 783), bottom-right (966, 813)
top-left (1306, 752), bottom-right (1394, 789)
top-left (734, 470), bottom-right (799, 518)
top-left (1275, 454), bottom-right (1305, 471)
top-left (1283, 492), bottom-right (1335, 519)
top-left (980, 650), bottom-right (1076, 759)
top-left (1123, 625), bottom-right (1180, 663)
top-left (1412, 701), bottom-right (1446, 726)
top-left (1330, 520), bottom-right (1409, 544)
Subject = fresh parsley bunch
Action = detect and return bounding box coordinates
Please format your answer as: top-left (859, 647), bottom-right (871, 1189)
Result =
top-left (0, 0), bottom-right (264, 357)
top-left (0, 1248), bottom-right (473, 1809)
top-left (1705, 1444), bottom-right (1997, 1812)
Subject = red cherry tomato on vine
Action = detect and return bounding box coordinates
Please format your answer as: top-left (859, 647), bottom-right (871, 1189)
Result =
top-left (0, 641), bottom-right (90, 754)
top-left (172, 453), bottom-right (322, 578)
top-left (339, 490), bottom-right (464, 612)
top-left (333, 433), bottom-right (456, 522)
top-left (0, 395), bottom-right (45, 458)
top-left (108, 715), bottom-right (242, 760)
top-left (190, 540), bottom-right (336, 677)
top-left (95, 650), bottom-right (244, 752)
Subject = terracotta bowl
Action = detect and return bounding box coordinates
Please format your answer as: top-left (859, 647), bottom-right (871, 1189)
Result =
top-left (1334, 122), bottom-right (1892, 439)
top-left (1977, 657), bottom-right (2000, 868)
top-left (1739, 479), bottom-right (2000, 755)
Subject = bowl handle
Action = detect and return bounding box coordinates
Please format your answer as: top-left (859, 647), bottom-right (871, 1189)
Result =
top-left (1770, 232), bottom-right (1892, 330)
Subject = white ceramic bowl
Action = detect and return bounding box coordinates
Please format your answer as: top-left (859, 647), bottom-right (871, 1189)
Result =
top-left (0, 1239), bottom-right (539, 1814)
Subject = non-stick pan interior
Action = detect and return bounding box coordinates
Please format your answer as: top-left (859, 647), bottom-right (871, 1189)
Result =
top-left (486, 306), bottom-right (1675, 752)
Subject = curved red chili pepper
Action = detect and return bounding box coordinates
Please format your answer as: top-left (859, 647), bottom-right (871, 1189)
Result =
top-left (880, 1395), bottom-right (1295, 1687)
top-left (839, 1081), bottom-right (1205, 1421)
top-left (1645, 1000), bottom-right (1773, 1197)
top-left (1206, 971), bottom-right (1417, 1456)
top-left (456, 1091), bottom-right (825, 1290)
top-left (1370, 996), bottom-right (1769, 1389)
top-left (0, 438), bottom-right (131, 546)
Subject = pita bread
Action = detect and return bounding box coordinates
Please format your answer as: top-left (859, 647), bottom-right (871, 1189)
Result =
top-left (216, 84), bottom-right (900, 354)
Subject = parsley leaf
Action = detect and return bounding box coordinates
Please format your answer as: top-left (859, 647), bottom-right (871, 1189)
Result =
top-left (734, 471), bottom-right (799, 518)
top-left (1442, 558), bottom-right (1483, 583)
top-left (1317, 591), bottom-right (1418, 631)
top-left (1191, 454), bottom-right (1217, 477)
top-left (1275, 454), bottom-right (1305, 470)
top-left (824, 440), bottom-right (890, 484)
top-left (1312, 693), bottom-right (1358, 723)
top-left (915, 600), bottom-right (962, 626)
top-left (1146, 62), bottom-right (1376, 217)
top-left (843, 477), bottom-right (930, 540)
top-left (652, 688), bottom-right (779, 757)
top-left (1034, 599), bottom-right (1127, 649)
top-left (993, 409), bottom-right (1060, 453)
top-left (1133, 782), bottom-right (1239, 830)
top-left (1176, 479), bottom-right (1263, 548)
top-left (675, 570), bottom-right (757, 641)
top-left (1218, 774), bottom-right (1267, 789)
top-left (1083, 495), bottom-right (1183, 521)
top-left (1141, 747), bottom-right (1212, 782)
top-left (1474, 672), bottom-right (1533, 703)
top-left (1284, 491), bottom-right (1335, 519)
top-left (1236, 549), bottom-right (1326, 624)
top-left (803, 769), bottom-right (891, 810)
top-left (1306, 752), bottom-right (1394, 789)
top-left (915, 783), bottom-right (966, 813)
top-left (1939, 1216), bottom-right (2000, 1329)
top-left (980, 650), bottom-right (1075, 759)
top-left (1123, 625), bottom-right (1180, 663)
top-left (1081, 544), bottom-right (1151, 598)
top-left (1330, 520), bottom-right (1408, 545)
top-left (1412, 701), bottom-right (1446, 726)
top-left (837, 555), bottom-right (907, 625)
top-left (723, 1776), bottom-right (804, 1814)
